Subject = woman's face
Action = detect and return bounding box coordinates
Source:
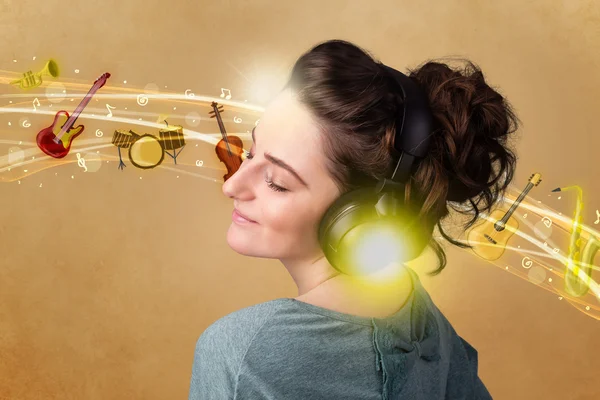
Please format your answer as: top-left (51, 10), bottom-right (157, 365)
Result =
top-left (222, 89), bottom-right (340, 262)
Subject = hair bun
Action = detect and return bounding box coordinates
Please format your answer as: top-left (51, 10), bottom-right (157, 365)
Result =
top-left (409, 59), bottom-right (519, 204)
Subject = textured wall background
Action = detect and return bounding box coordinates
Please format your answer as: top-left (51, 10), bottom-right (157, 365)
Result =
top-left (0, 0), bottom-right (598, 399)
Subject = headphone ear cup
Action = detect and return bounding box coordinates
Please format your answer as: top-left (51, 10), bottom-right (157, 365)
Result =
top-left (318, 187), bottom-right (381, 273)
top-left (319, 186), bottom-right (433, 275)
top-left (318, 186), bottom-right (379, 246)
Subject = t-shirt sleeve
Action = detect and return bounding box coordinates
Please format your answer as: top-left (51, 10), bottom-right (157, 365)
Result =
top-left (188, 303), bottom-right (280, 400)
top-left (458, 337), bottom-right (493, 399)
top-left (444, 334), bottom-right (493, 400)
top-left (425, 293), bottom-right (493, 400)
top-left (188, 322), bottom-right (236, 400)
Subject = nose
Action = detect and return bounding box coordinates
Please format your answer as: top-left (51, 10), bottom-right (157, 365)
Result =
top-left (222, 162), bottom-right (255, 200)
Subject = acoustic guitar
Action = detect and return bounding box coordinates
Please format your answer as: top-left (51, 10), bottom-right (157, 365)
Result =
top-left (36, 72), bottom-right (111, 158)
top-left (467, 173), bottom-right (542, 261)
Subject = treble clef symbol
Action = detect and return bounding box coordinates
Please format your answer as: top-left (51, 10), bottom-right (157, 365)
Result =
top-left (76, 153), bottom-right (88, 172)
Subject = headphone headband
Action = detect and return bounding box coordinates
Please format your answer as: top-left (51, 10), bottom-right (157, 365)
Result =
top-left (378, 63), bottom-right (434, 188)
top-left (317, 62), bottom-right (437, 275)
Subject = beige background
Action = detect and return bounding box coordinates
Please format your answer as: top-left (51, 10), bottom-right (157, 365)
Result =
top-left (1, 0), bottom-right (599, 399)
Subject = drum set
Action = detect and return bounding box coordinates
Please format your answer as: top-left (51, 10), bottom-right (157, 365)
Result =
top-left (111, 124), bottom-right (186, 170)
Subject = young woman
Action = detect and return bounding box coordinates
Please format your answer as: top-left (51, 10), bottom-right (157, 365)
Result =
top-left (189, 39), bottom-right (518, 399)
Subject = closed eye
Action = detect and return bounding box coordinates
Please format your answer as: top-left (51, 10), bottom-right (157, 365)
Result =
top-left (244, 151), bottom-right (288, 192)
top-left (250, 127), bottom-right (308, 188)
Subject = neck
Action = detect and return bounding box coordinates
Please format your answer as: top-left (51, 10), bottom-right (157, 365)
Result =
top-left (282, 252), bottom-right (412, 304)
top-left (281, 252), bottom-right (340, 296)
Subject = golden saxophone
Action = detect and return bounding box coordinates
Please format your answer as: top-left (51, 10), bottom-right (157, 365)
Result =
top-left (553, 186), bottom-right (600, 297)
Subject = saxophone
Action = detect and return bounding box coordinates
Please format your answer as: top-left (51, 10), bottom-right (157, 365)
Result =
top-left (553, 186), bottom-right (600, 297)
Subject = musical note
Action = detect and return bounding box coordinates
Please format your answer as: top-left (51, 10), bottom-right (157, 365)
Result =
top-left (521, 257), bottom-right (533, 269)
top-left (233, 116), bottom-right (242, 123)
top-left (195, 160), bottom-right (203, 167)
top-left (76, 153), bottom-right (88, 172)
top-left (185, 89), bottom-right (195, 98)
top-left (32, 98), bottom-right (40, 111)
top-left (595, 209), bottom-right (599, 224)
top-left (542, 217), bottom-right (552, 228)
top-left (220, 88), bottom-right (232, 100)
top-left (523, 213), bottom-right (528, 218)
top-left (22, 119), bottom-right (31, 128)
top-left (106, 104), bottom-right (116, 118)
top-left (95, 129), bottom-right (103, 137)
top-left (137, 94), bottom-right (149, 106)
top-left (83, 152), bottom-right (102, 173)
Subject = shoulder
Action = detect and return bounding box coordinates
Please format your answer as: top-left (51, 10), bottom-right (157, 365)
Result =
top-left (415, 287), bottom-right (492, 398)
top-left (229, 300), bottom-right (382, 399)
top-left (423, 292), bottom-right (480, 363)
top-left (413, 284), bottom-right (469, 352)
top-left (196, 299), bottom-right (285, 355)
top-left (188, 300), bottom-right (287, 400)
top-left (203, 299), bottom-right (283, 332)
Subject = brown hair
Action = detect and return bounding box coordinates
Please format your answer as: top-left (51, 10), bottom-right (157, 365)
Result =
top-left (284, 39), bottom-right (519, 275)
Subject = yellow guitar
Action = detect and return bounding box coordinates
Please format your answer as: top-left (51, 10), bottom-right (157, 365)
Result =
top-left (467, 173), bottom-right (542, 261)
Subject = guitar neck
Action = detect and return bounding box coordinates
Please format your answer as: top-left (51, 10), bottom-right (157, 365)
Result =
top-left (57, 83), bottom-right (101, 139)
top-left (501, 182), bottom-right (534, 222)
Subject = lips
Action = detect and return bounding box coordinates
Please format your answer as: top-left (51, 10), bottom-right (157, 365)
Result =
top-left (233, 208), bottom-right (257, 223)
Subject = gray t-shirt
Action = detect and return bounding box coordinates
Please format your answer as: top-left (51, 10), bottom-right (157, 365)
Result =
top-left (188, 268), bottom-right (492, 399)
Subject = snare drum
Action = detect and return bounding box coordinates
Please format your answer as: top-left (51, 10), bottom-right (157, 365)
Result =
top-left (159, 125), bottom-right (185, 151)
top-left (128, 133), bottom-right (165, 169)
top-left (112, 129), bottom-right (133, 148)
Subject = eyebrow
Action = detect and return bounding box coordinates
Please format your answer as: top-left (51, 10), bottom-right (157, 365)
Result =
top-left (252, 127), bottom-right (309, 188)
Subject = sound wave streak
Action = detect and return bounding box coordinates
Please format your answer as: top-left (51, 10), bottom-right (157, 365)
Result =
top-left (0, 92), bottom-right (266, 113)
top-left (0, 110), bottom-right (253, 174)
top-left (2, 76), bottom-right (598, 319)
top-left (455, 191), bottom-right (598, 241)
top-left (447, 191), bottom-right (600, 320)
top-left (0, 140), bottom-right (227, 184)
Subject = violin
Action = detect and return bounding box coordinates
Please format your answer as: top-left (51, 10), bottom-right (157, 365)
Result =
top-left (209, 101), bottom-right (244, 182)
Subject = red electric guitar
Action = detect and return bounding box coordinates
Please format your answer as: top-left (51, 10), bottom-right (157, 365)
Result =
top-left (36, 72), bottom-right (111, 158)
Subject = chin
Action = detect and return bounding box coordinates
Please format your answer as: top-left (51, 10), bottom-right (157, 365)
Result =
top-left (226, 223), bottom-right (293, 259)
top-left (226, 222), bottom-right (264, 257)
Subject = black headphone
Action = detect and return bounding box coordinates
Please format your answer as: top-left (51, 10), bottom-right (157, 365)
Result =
top-left (317, 63), bottom-right (435, 276)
